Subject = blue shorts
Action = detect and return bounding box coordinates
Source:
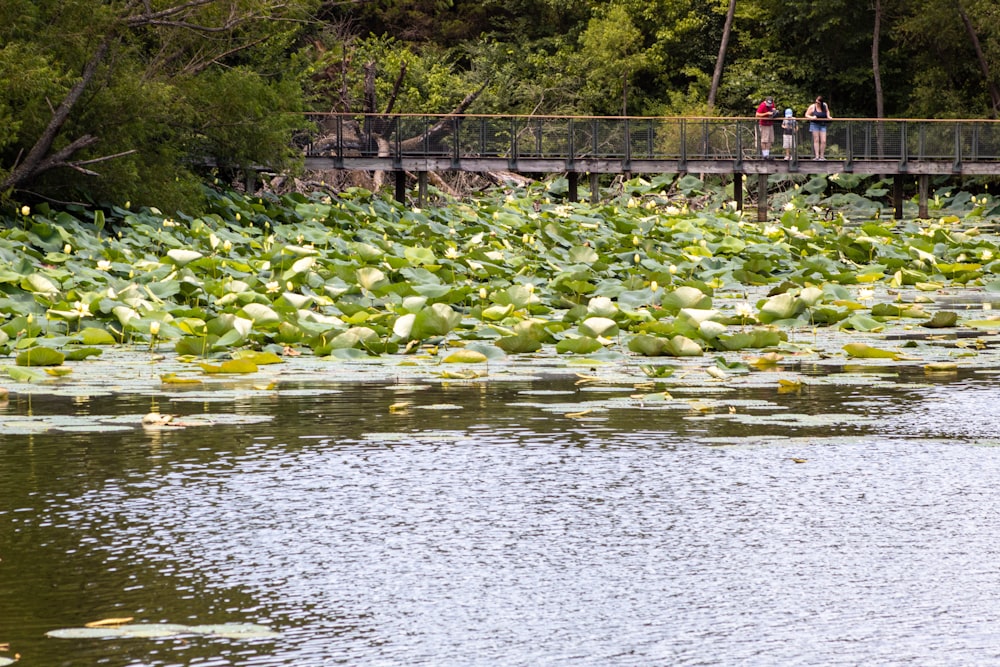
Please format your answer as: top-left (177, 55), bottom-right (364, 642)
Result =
top-left (809, 122), bottom-right (828, 133)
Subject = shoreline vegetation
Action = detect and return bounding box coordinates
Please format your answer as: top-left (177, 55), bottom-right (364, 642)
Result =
top-left (2, 174), bottom-right (1000, 399)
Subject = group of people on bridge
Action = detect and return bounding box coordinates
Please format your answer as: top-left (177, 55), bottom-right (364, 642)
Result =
top-left (755, 95), bottom-right (833, 161)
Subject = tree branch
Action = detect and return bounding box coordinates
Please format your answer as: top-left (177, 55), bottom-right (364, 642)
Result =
top-left (1, 40), bottom-right (110, 192)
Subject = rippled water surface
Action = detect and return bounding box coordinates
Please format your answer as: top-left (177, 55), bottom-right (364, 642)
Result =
top-left (4, 368), bottom-right (1000, 666)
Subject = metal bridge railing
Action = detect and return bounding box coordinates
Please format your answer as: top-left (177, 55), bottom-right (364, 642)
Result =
top-left (304, 114), bottom-right (1000, 165)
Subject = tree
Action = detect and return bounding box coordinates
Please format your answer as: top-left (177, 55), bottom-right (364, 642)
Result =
top-left (0, 0), bottom-right (319, 209)
top-left (708, 0), bottom-right (737, 110)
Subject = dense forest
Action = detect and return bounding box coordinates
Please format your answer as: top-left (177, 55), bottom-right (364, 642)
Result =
top-left (2, 0), bottom-right (999, 212)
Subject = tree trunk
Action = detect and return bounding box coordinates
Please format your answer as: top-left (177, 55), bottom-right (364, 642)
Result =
top-left (958, 1), bottom-right (1000, 118)
top-left (707, 0), bottom-right (737, 110)
top-left (872, 0), bottom-right (884, 119)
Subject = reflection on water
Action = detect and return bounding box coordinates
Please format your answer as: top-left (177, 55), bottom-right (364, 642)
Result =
top-left (3, 369), bottom-right (1000, 666)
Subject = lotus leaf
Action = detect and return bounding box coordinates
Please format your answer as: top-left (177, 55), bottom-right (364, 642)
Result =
top-left (198, 359), bottom-right (258, 374)
top-left (578, 317), bottom-right (618, 338)
top-left (555, 336), bottom-right (604, 354)
top-left (494, 332), bottom-right (541, 354)
top-left (166, 249), bottom-right (203, 266)
top-left (661, 286), bottom-right (711, 314)
top-left (16, 346), bottom-right (65, 366)
top-left (922, 311), bottom-right (959, 328)
top-left (843, 342), bottom-right (901, 359)
top-left (442, 349), bottom-right (488, 363)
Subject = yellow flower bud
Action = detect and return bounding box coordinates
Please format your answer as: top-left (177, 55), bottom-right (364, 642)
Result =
top-left (650, 281), bottom-right (658, 292)
top-left (479, 287), bottom-right (488, 300)
top-left (20, 205), bottom-right (30, 216)
top-left (149, 321), bottom-right (161, 336)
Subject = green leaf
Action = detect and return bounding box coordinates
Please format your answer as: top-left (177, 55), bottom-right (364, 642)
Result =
top-left (494, 333), bottom-right (541, 354)
top-left (843, 343), bottom-right (901, 360)
top-left (921, 311), bottom-right (959, 328)
top-left (166, 249), bottom-right (204, 266)
top-left (198, 358), bottom-right (259, 374)
top-left (16, 346), bottom-right (66, 366)
top-left (578, 317), bottom-right (618, 338)
top-left (79, 327), bottom-right (117, 345)
top-left (410, 303), bottom-right (461, 339)
top-left (231, 350), bottom-right (283, 365)
top-left (442, 349), bottom-right (489, 363)
top-left (64, 347), bottom-right (103, 361)
top-left (628, 334), bottom-right (669, 356)
top-left (555, 336), bottom-right (604, 354)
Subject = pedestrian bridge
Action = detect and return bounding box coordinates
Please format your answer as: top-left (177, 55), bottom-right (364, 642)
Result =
top-left (302, 113), bottom-right (1000, 219)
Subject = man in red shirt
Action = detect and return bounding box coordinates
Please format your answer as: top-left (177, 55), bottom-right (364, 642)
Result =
top-left (755, 96), bottom-right (776, 159)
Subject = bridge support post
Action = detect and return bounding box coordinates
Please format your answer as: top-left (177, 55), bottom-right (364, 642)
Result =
top-left (590, 173), bottom-right (600, 204)
top-left (418, 172), bottom-right (428, 207)
top-left (917, 174), bottom-right (929, 218)
top-left (567, 172), bottom-right (579, 202)
top-left (756, 174), bottom-right (768, 222)
top-left (893, 175), bottom-right (904, 219)
top-left (733, 174), bottom-right (743, 212)
top-left (394, 171), bottom-right (406, 204)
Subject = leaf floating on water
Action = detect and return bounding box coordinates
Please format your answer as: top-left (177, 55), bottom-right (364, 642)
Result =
top-left (16, 347), bottom-right (65, 367)
top-left (564, 409), bottom-right (592, 418)
top-left (230, 350), bottom-right (283, 365)
top-left (388, 401), bottom-right (411, 413)
top-left (46, 622), bottom-right (277, 641)
top-left (842, 342), bottom-right (901, 360)
top-left (43, 366), bottom-right (73, 377)
top-left (778, 378), bottom-right (803, 393)
top-left (46, 627), bottom-right (128, 639)
top-left (923, 362), bottom-right (959, 373)
top-left (442, 349), bottom-right (488, 363)
top-left (198, 359), bottom-right (258, 374)
top-left (160, 373), bottom-right (202, 385)
top-left (750, 353), bottom-right (783, 369)
top-left (85, 617), bottom-right (134, 628)
top-left (921, 311), bottom-right (959, 328)
top-left (790, 458), bottom-right (808, 464)
top-left (435, 369), bottom-right (486, 379)
top-left (574, 374), bottom-right (602, 385)
top-left (185, 623), bottom-right (280, 639)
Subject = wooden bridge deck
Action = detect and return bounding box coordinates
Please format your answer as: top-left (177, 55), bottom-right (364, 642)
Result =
top-left (302, 114), bottom-right (1000, 219)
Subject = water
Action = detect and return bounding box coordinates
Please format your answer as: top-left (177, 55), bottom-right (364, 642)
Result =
top-left (3, 369), bottom-right (1000, 666)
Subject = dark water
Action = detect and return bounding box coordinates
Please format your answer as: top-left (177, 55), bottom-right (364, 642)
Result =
top-left (3, 369), bottom-right (1000, 666)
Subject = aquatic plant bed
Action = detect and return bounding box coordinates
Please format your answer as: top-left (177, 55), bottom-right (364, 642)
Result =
top-left (2, 177), bottom-right (1000, 410)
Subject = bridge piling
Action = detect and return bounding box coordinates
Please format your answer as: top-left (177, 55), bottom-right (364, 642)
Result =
top-left (756, 174), bottom-right (768, 222)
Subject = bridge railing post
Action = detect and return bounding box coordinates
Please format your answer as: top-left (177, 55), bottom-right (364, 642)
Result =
top-left (567, 118), bottom-right (575, 171)
top-left (900, 122), bottom-right (909, 169)
top-left (335, 114), bottom-right (344, 169)
top-left (953, 121), bottom-right (962, 171)
top-left (845, 120), bottom-right (854, 171)
top-left (623, 117), bottom-right (632, 173)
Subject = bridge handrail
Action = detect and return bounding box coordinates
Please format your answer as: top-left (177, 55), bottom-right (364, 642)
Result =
top-left (302, 114), bottom-right (1000, 166)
